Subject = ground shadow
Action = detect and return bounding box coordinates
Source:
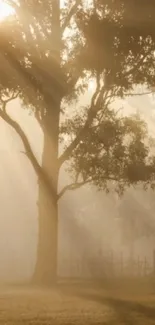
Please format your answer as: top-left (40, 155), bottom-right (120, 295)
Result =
top-left (61, 282), bottom-right (155, 324)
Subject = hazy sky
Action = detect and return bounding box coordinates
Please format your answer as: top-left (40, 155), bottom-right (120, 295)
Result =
top-left (0, 100), bottom-right (40, 281)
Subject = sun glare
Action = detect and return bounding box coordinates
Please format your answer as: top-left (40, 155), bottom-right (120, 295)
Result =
top-left (88, 79), bottom-right (96, 92)
top-left (0, 1), bottom-right (14, 21)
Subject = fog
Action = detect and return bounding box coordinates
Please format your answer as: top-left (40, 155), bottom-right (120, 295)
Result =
top-left (0, 94), bottom-right (155, 282)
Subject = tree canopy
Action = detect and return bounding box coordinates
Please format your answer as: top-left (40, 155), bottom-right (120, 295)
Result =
top-left (0, 0), bottom-right (155, 197)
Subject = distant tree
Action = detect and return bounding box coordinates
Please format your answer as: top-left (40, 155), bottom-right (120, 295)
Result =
top-left (118, 191), bottom-right (155, 262)
top-left (0, 0), bottom-right (155, 283)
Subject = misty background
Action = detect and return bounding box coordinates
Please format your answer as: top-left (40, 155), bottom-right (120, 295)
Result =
top-left (1, 91), bottom-right (155, 282)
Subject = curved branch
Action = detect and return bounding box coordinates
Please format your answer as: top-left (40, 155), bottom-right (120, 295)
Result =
top-left (58, 179), bottom-right (92, 199)
top-left (125, 91), bottom-right (154, 97)
top-left (107, 90), bottom-right (154, 100)
top-left (0, 98), bottom-right (57, 201)
top-left (58, 174), bottom-right (122, 200)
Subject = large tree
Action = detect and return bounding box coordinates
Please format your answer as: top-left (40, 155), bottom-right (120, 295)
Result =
top-left (0, 0), bottom-right (155, 284)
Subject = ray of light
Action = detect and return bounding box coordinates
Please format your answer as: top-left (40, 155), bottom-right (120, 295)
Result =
top-left (0, 0), bottom-right (14, 21)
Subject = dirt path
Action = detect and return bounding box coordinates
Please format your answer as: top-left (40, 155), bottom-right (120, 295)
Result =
top-left (0, 285), bottom-right (155, 324)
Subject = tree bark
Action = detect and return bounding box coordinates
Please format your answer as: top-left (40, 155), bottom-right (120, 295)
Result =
top-left (32, 102), bottom-right (60, 285)
top-left (32, 0), bottom-right (61, 285)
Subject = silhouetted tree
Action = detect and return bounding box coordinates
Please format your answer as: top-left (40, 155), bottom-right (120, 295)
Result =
top-left (0, 0), bottom-right (155, 283)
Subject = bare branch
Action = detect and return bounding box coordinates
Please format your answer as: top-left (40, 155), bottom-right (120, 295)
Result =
top-left (106, 90), bottom-right (154, 101)
top-left (1, 92), bottom-right (20, 111)
top-left (58, 179), bottom-right (92, 199)
top-left (125, 91), bottom-right (154, 97)
top-left (0, 97), bottom-right (57, 201)
top-left (58, 173), bottom-right (122, 199)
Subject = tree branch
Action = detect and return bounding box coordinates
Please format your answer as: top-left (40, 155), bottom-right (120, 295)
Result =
top-left (0, 96), bottom-right (57, 201)
top-left (35, 110), bottom-right (43, 130)
top-left (2, 92), bottom-right (20, 104)
top-left (58, 75), bottom-right (107, 168)
top-left (58, 173), bottom-right (123, 200)
top-left (58, 178), bottom-right (92, 199)
top-left (125, 91), bottom-right (154, 97)
top-left (61, 0), bottom-right (81, 33)
top-left (106, 90), bottom-right (154, 100)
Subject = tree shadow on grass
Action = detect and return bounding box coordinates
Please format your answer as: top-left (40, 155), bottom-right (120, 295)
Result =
top-left (63, 284), bottom-right (155, 324)
top-left (104, 297), bottom-right (155, 324)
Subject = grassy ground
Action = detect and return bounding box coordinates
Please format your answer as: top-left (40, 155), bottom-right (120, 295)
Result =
top-left (1, 278), bottom-right (155, 324)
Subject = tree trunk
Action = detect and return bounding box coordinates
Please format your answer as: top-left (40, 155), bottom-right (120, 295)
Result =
top-left (32, 0), bottom-right (61, 285)
top-left (33, 104), bottom-right (60, 285)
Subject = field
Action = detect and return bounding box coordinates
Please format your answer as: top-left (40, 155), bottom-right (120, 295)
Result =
top-left (0, 279), bottom-right (155, 324)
